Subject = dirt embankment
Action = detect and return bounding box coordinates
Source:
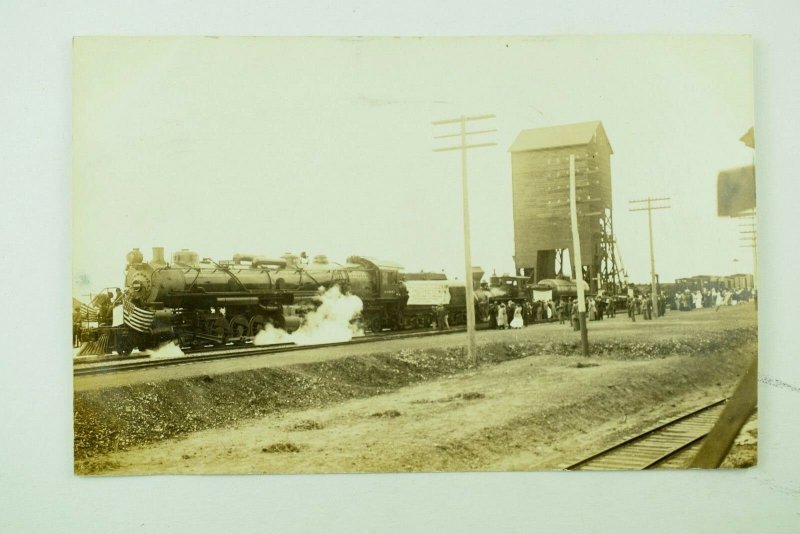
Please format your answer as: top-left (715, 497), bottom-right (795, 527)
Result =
top-left (74, 325), bottom-right (756, 472)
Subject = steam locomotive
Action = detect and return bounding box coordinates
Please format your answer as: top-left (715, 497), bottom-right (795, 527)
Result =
top-left (79, 247), bottom-right (589, 355)
top-left (92, 247), bottom-right (407, 353)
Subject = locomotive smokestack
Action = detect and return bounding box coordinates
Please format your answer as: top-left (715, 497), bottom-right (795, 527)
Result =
top-left (151, 247), bottom-right (167, 267)
top-left (126, 248), bottom-right (144, 265)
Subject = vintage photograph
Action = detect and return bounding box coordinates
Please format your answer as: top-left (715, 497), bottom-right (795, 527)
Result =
top-left (72, 35), bottom-right (756, 475)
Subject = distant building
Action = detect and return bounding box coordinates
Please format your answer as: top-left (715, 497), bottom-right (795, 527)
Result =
top-left (675, 275), bottom-right (727, 291)
top-left (509, 121), bottom-right (620, 292)
top-left (727, 273), bottom-right (755, 290)
top-left (674, 274), bottom-right (754, 291)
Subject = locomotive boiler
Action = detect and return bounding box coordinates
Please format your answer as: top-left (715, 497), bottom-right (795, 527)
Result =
top-left (113, 247), bottom-right (406, 353)
top-left (529, 278), bottom-right (590, 301)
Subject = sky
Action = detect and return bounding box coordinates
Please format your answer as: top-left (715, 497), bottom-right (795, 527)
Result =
top-left (73, 36), bottom-right (754, 296)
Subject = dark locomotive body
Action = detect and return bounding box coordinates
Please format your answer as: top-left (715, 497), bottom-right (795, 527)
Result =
top-left (79, 248), bottom-right (410, 355)
top-left (109, 247), bottom-right (407, 353)
top-left (529, 278), bottom-right (590, 301)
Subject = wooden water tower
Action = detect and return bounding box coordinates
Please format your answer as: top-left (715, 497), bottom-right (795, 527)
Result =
top-left (509, 120), bottom-right (622, 293)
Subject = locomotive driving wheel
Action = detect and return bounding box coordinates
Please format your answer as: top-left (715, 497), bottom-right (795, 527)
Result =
top-left (249, 314), bottom-right (266, 336)
top-left (229, 315), bottom-right (249, 339)
top-left (207, 315), bottom-right (228, 342)
top-left (368, 316), bottom-right (382, 333)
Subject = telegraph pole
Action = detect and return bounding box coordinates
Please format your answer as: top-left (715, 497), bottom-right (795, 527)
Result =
top-left (629, 196), bottom-right (671, 317)
top-left (739, 128), bottom-right (757, 306)
top-left (569, 155), bottom-right (590, 356)
top-left (737, 209), bottom-right (757, 307)
top-left (433, 114), bottom-right (496, 364)
top-left (542, 154), bottom-right (600, 355)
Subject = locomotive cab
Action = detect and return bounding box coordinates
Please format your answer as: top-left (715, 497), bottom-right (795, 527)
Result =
top-left (488, 275), bottom-right (532, 301)
top-left (346, 256), bottom-right (404, 332)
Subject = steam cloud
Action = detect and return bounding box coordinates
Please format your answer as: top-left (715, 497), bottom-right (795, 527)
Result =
top-left (149, 340), bottom-right (185, 359)
top-left (254, 285), bottom-right (364, 346)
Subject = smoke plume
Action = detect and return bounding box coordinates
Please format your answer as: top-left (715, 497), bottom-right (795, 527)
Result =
top-left (254, 285), bottom-right (364, 346)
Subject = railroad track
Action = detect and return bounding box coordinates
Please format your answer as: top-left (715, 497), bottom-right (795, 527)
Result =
top-left (564, 399), bottom-right (728, 471)
top-left (73, 326), bottom-right (467, 377)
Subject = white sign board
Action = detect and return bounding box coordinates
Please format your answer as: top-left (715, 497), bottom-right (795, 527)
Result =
top-left (532, 289), bottom-right (553, 302)
top-left (405, 281), bottom-right (451, 306)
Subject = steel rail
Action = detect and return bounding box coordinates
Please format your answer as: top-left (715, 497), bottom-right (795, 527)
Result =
top-left (73, 326), bottom-right (469, 377)
top-left (564, 398), bottom-right (728, 471)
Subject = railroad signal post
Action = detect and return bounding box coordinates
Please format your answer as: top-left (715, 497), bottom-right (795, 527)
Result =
top-left (629, 196), bottom-right (671, 318)
top-left (433, 114), bottom-right (496, 364)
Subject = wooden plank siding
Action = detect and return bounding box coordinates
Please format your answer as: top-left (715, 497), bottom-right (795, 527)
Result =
top-left (511, 122), bottom-right (613, 277)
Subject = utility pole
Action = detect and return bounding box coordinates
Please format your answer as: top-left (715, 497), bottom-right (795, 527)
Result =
top-left (541, 154), bottom-right (599, 355)
top-left (738, 126), bottom-right (756, 305)
top-left (433, 114), bottom-right (496, 364)
top-left (629, 196), bottom-right (671, 318)
top-left (737, 209), bottom-right (757, 307)
top-left (569, 155), bottom-right (590, 356)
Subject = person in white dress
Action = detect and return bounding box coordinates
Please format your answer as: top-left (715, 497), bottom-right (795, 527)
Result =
top-left (693, 291), bottom-right (703, 310)
top-left (497, 303), bottom-right (508, 329)
top-left (510, 305), bottom-right (524, 329)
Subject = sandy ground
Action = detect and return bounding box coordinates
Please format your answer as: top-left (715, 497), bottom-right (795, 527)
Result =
top-left (75, 305), bottom-right (757, 475)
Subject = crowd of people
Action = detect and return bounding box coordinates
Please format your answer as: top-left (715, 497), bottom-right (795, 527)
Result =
top-left (488, 300), bottom-right (546, 329)
top-left (72, 289), bottom-right (123, 347)
top-left (568, 295), bottom-right (621, 328)
top-left (486, 295), bottom-right (623, 330)
top-left (623, 293), bottom-right (666, 322)
top-left (673, 287), bottom-right (754, 311)
top-left (481, 286), bottom-right (753, 332)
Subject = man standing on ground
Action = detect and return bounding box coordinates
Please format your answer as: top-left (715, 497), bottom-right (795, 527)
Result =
top-left (72, 305), bottom-right (82, 348)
